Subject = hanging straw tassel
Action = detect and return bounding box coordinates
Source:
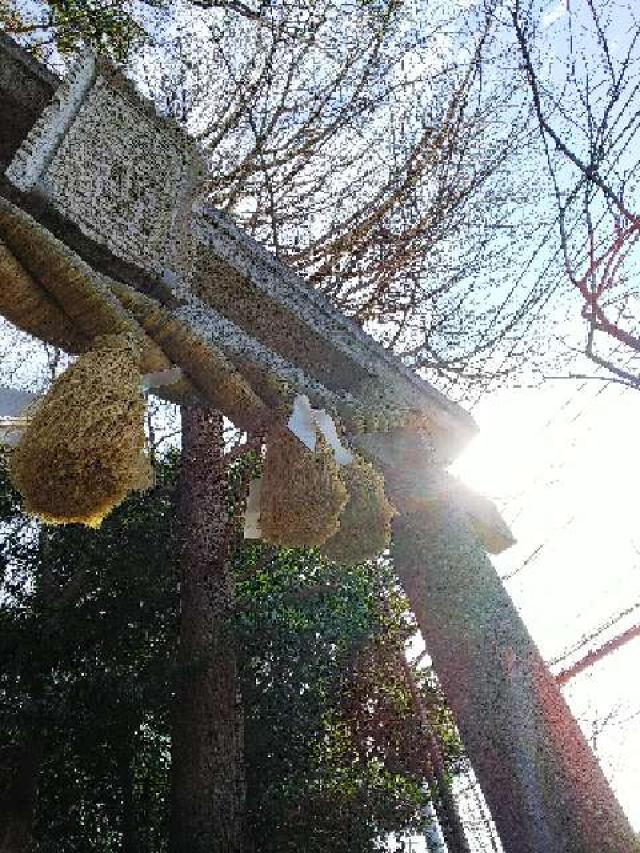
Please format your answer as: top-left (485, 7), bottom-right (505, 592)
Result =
top-left (9, 334), bottom-right (153, 527)
top-left (259, 424), bottom-right (348, 548)
top-left (320, 454), bottom-right (396, 565)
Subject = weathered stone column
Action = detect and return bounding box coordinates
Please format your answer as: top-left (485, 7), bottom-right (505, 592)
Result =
top-left (356, 428), bottom-right (637, 853)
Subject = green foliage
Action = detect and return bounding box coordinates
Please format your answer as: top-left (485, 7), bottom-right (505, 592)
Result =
top-left (46, 0), bottom-right (147, 59)
top-left (0, 453), bottom-right (462, 851)
top-left (0, 453), bottom-right (16, 521)
top-left (236, 543), bottom-right (462, 852)
top-left (1, 454), bottom-right (179, 851)
top-left (0, 0), bottom-right (164, 60)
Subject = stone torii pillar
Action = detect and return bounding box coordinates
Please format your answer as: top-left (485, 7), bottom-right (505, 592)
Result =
top-left (0, 36), bottom-right (637, 853)
top-left (357, 428), bottom-right (637, 853)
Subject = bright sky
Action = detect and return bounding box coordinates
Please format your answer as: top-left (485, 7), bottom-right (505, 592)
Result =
top-left (446, 0), bottom-right (640, 835)
top-left (454, 378), bottom-right (640, 832)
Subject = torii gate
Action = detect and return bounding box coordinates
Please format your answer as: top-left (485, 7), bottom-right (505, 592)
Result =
top-left (0, 34), bottom-right (635, 853)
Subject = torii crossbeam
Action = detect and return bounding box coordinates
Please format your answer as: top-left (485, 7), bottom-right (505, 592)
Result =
top-left (0, 34), bottom-right (635, 853)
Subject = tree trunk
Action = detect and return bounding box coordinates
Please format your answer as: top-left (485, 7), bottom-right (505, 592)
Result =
top-left (398, 652), bottom-right (470, 853)
top-left (169, 405), bottom-right (245, 853)
top-left (356, 428), bottom-right (637, 853)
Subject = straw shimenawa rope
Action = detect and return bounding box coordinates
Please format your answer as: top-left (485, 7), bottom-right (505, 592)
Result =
top-left (109, 281), bottom-right (273, 433)
top-left (0, 198), bottom-right (175, 376)
top-left (0, 237), bottom-right (87, 351)
top-left (320, 454), bottom-right (396, 565)
top-left (10, 334), bottom-right (152, 527)
top-left (0, 199), bottom-right (401, 548)
top-left (0, 199), bottom-right (279, 425)
top-left (259, 425), bottom-right (348, 548)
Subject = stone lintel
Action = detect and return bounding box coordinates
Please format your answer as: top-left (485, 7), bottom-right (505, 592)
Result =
top-left (3, 40), bottom-right (477, 462)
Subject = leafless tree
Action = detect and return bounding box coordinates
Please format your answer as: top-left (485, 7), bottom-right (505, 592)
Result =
top-left (131, 0), bottom-right (543, 397)
top-left (5, 0), bottom-right (640, 396)
top-left (509, 0), bottom-right (640, 388)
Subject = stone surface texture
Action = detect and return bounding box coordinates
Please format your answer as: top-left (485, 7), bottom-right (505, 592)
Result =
top-left (3, 43), bottom-right (475, 462)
